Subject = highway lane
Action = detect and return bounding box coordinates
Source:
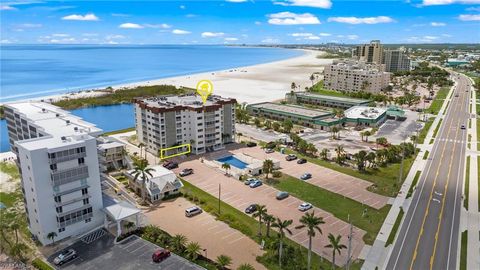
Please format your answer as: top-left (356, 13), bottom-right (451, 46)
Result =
top-left (386, 73), bottom-right (470, 270)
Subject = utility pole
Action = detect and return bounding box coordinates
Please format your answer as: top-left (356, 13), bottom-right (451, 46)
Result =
top-left (346, 214), bottom-right (353, 270)
top-left (218, 183), bottom-right (221, 215)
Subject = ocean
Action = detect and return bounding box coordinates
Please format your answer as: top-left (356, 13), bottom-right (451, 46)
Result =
top-left (0, 45), bottom-right (301, 152)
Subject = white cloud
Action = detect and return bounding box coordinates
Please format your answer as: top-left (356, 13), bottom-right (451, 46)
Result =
top-left (273, 0), bottom-right (332, 9)
top-left (290, 32), bottom-right (314, 37)
top-left (17, 23), bottom-right (42, 28)
top-left (346, 34), bottom-right (359, 40)
top-left (180, 5), bottom-right (186, 9)
top-left (466, 7), bottom-right (480, 11)
top-left (49, 38), bottom-right (77, 43)
top-left (82, 33), bottom-right (98, 37)
top-left (407, 35), bottom-right (439, 42)
top-left (144, 23), bottom-right (171, 29)
top-left (119, 23), bottom-right (144, 29)
top-left (226, 0), bottom-right (248, 2)
top-left (442, 33), bottom-right (453, 37)
top-left (52, 33), bottom-right (70, 37)
top-left (111, 13), bottom-right (130, 17)
top-left (1, 5), bottom-right (17, 10)
top-left (319, 32), bottom-right (331, 36)
top-left (268, 12), bottom-right (321, 25)
top-left (1, 39), bottom-right (14, 44)
top-left (423, 0), bottom-right (480, 6)
top-left (305, 35), bottom-right (320, 40)
top-left (172, 29), bottom-right (191, 34)
top-left (327, 16), bottom-right (394, 24)
top-left (201, 32), bottom-right (225, 38)
top-left (224, 37), bottom-right (239, 41)
top-left (105, 34), bottom-right (126, 40)
top-left (62, 13), bottom-right (99, 21)
top-left (262, 38), bottom-right (280, 43)
top-left (458, 14), bottom-right (480, 21)
top-left (430, 22), bottom-right (446, 26)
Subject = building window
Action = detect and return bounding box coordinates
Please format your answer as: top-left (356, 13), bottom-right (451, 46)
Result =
top-left (50, 164), bottom-right (57, 171)
top-left (56, 207), bottom-right (63, 213)
top-left (54, 196), bottom-right (61, 203)
top-left (85, 218), bottom-right (91, 223)
top-left (83, 198), bottom-right (89, 205)
top-left (58, 228), bottom-right (65, 233)
top-left (82, 188), bottom-right (88, 195)
top-left (78, 157), bottom-right (85, 165)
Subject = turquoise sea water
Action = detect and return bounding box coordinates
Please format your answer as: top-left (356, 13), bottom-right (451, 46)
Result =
top-left (0, 45), bottom-right (301, 152)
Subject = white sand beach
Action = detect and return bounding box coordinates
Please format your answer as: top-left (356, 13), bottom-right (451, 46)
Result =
top-left (10, 49), bottom-right (332, 105)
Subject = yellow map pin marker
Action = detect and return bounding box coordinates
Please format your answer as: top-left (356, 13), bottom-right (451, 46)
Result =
top-left (196, 80), bottom-right (213, 104)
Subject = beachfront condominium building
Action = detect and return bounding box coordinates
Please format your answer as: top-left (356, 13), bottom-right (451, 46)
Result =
top-left (383, 49), bottom-right (411, 72)
top-left (353, 40), bottom-right (384, 65)
top-left (134, 94), bottom-right (236, 156)
top-left (323, 60), bottom-right (391, 93)
top-left (4, 102), bottom-right (105, 245)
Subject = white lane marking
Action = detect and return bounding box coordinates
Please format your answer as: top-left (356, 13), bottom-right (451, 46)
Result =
top-left (432, 198), bottom-right (441, 203)
top-left (434, 191), bottom-right (443, 196)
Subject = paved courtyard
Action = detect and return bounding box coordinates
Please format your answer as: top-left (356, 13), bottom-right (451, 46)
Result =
top-left (173, 160), bottom-right (366, 265)
top-left (48, 231), bottom-right (203, 270)
top-left (233, 146), bottom-right (390, 209)
top-left (144, 197), bottom-right (266, 270)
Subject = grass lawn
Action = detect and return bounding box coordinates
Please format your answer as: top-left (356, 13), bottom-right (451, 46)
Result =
top-left (0, 162), bottom-right (20, 179)
top-left (418, 118), bottom-right (435, 144)
top-left (385, 207), bottom-right (404, 247)
top-left (267, 174), bottom-right (390, 245)
top-left (432, 119), bottom-right (442, 138)
top-left (32, 258), bottom-right (54, 270)
top-left (103, 127), bottom-right (135, 136)
top-left (284, 149), bottom-right (415, 197)
top-left (180, 179), bottom-right (363, 269)
top-left (423, 151), bottom-right (429, 160)
top-left (407, 171), bottom-right (422, 199)
top-left (464, 157), bottom-right (470, 210)
top-left (428, 87), bottom-right (450, 114)
top-left (460, 230), bottom-right (468, 270)
top-left (0, 191), bottom-right (21, 207)
top-left (468, 134), bottom-right (472, 149)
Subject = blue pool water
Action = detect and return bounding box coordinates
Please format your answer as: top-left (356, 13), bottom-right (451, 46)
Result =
top-left (217, 156), bottom-right (249, 169)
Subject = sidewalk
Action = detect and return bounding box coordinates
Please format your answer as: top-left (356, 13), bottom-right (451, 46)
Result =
top-left (463, 76), bottom-right (480, 270)
top-left (361, 79), bottom-right (456, 270)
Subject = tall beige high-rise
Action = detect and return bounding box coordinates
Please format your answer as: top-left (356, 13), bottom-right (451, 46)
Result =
top-left (353, 40), bottom-right (384, 65)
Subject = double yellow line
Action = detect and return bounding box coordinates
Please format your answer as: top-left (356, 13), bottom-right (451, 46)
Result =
top-left (429, 79), bottom-right (467, 269)
top-left (409, 81), bottom-right (463, 269)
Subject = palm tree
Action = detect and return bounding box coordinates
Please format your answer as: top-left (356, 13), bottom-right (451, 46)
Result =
top-left (265, 120), bottom-right (272, 129)
top-left (124, 221), bottom-right (135, 233)
top-left (170, 234), bottom-right (188, 253)
top-left (366, 152), bottom-right (377, 168)
top-left (335, 145), bottom-right (345, 164)
top-left (262, 159), bottom-right (274, 179)
top-left (252, 204), bottom-right (267, 236)
top-left (263, 214), bottom-right (275, 237)
top-left (320, 148), bottom-right (330, 160)
top-left (10, 243), bottom-right (28, 262)
top-left (185, 242), bottom-right (202, 261)
top-left (271, 217), bottom-right (293, 267)
top-left (10, 222), bottom-right (20, 244)
top-left (331, 126), bottom-right (339, 139)
top-left (133, 159), bottom-right (155, 204)
top-left (236, 263), bottom-right (255, 270)
top-left (138, 142), bottom-right (146, 159)
top-left (291, 82), bottom-right (297, 91)
top-left (353, 150), bottom-right (367, 171)
top-left (363, 130), bottom-right (371, 142)
top-left (295, 211), bottom-right (325, 270)
top-left (215, 254), bottom-right (232, 270)
top-left (324, 233), bottom-right (347, 270)
top-left (309, 74), bottom-right (316, 86)
top-left (221, 163), bottom-right (231, 175)
top-left (47, 231), bottom-right (57, 245)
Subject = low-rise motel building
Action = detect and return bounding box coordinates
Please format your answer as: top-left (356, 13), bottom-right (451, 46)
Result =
top-left (134, 94), bottom-right (236, 156)
top-left (285, 92), bottom-right (371, 109)
top-left (247, 102), bottom-right (387, 130)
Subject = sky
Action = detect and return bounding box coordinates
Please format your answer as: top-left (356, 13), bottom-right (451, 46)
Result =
top-left (1, 0), bottom-right (479, 45)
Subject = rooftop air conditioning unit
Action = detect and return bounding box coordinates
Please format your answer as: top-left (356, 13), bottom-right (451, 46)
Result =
top-left (42, 108), bottom-right (46, 113)
top-left (66, 120), bottom-right (70, 125)
top-left (61, 136), bottom-right (67, 141)
top-left (56, 113), bottom-right (60, 117)
top-left (74, 127), bottom-right (79, 132)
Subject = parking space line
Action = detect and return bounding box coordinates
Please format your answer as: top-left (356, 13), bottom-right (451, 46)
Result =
top-left (228, 197), bottom-right (244, 205)
top-left (287, 200), bottom-right (298, 207)
top-left (229, 235), bottom-right (245, 244)
top-left (221, 231), bottom-right (240, 240)
top-left (207, 224), bottom-right (221, 231)
top-left (213, 227), bottom-right (231, 235)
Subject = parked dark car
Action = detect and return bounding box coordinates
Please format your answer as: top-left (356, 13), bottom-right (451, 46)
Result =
top-left (179, 168), bottom-right (194, 176)
top-left (297, 158), bottom-right (307, 164)
top-left (246, 142), bottom-right (257, 147)
top-left (300, 173), bottom-right (312, 180)
top-left (276, 191), bottom-right (289, 200)
top-left (53, 249), bottom-right (77, 265)
top-left (152, 249), bottom-right (171, 263)
top-left (285, 154), bottom-right (297, 161)
top-left (163, 161), bottom-right (178, 169)
top-left (245, 204), bottom-right (258, 214)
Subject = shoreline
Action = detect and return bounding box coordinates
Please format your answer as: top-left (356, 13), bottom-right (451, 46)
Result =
top-left (1, 49), bottom-right (331, 105)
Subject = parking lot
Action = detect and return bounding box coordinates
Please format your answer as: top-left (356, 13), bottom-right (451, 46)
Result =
top-left (48, 230), bottom-right (203, 270)
top-left (173, 160), bottom-right (366, 265)
top-left (233, 146), bottom-right (390, 209)
top-left (374, 110), bottom-right (421, 145)
top-left (144, 197), bottom-right (266, 270)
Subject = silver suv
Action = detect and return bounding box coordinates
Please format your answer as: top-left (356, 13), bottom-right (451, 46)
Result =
top-left (54, 249), bottom-right (77, 265)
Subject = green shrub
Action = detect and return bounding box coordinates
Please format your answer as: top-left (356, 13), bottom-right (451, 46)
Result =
top-left (272, 171), bottom-right (282, 178)
top-left (32, 258), bottom-right (53, 270)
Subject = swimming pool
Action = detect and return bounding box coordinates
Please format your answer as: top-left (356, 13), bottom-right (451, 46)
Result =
top-left (217, 155), bottom-right (249, 169)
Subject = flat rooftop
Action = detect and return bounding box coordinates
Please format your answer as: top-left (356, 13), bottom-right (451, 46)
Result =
top-left (295, 92), bottom-right (370, 104)
top-left (345, 106), bottom-right (387, 120)
top-left (139, 94), bottom-right (234, 109)
top-left (249, 102), bottom-right (332, 119)
top-left (6, 102), bottom-right (102, 150)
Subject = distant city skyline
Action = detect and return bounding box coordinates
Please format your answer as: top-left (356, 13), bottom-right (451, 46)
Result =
top-left (1, 0), bottom-right (480, 45)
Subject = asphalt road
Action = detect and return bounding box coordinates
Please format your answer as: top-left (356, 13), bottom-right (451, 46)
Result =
top-left (386, 73), bottom-right (471, 270)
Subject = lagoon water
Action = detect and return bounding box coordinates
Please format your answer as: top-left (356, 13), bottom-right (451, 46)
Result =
top-left (0, 45), bottom-right (300, 152)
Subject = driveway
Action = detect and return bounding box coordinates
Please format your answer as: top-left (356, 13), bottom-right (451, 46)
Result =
top-left (48, 231), bottom-right (203, 270)
top-left (144, 197), bottom-right (266, 270)
top-left (173, 160), bottom-right (366, 265)
top-left (233, 146), bottom-right (390, 209)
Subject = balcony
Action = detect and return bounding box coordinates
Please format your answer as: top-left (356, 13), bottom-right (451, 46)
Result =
top-left (48, 152), bottom-right (86, 164)
top-left (55, 194), bottom-right (91, 207)
top-left (51, 165), bottom-right (89, 186)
